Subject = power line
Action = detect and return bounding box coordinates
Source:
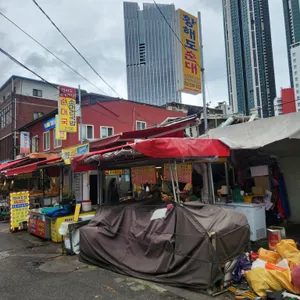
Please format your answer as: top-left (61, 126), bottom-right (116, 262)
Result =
top-left (152, 1), bottom-right (300, 115)
top-left (152, 0), bottom-right (210, 103)
top-left (0, 48), bottom-right (132, 127)
top-left (0, 11), bottom-right (108, 96)
top-left (32, 0), bottom-right (122, 99)
top-left (0, 47), bottom-right (81, 113)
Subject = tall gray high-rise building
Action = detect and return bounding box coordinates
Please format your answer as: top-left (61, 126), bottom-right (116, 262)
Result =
top-left (123, 2), bottom-right (181, 106)
top-left (283, 0), bottom-right (300, 88)
top-left (222, 0), bottom-right (276, 118)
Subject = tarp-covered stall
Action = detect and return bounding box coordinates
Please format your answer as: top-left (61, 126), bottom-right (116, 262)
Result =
top-left (202, 112), bottom-right (300, 223)
top-left (80, 200), bottom-right (249, 289)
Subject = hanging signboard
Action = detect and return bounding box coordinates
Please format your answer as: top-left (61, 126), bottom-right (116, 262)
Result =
top-left (43, 117), bottom-right (56, 131)
top-left (176, 9), bottom-right (202, 95)
top-left (105, 170), bottom-right (125, 176)
top-left (58, 86), bottom-right (77, 133)
top-left (61, 143), bottom-right (89, 165)
top-left (20, 131), bottom-right (30, 154)
top-left (10, 191), bottom-right (30, 231)
top-left (131, 166), bottom-right (156, 185)
top-left (55, 115), bottom-right (67, 140)
top-left (164, 163), bottom-right (192, 183)
top-left (72, 172), bottom-right (82, 201)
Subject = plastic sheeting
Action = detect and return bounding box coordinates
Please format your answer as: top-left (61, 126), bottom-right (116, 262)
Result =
top-left (203, 112), bottom-right (300, 149)
top-left (80, 200), bottom-right (249, 289)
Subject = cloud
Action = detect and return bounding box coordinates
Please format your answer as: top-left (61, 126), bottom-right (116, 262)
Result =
top-left (0, 0), bottom-right (291, 107)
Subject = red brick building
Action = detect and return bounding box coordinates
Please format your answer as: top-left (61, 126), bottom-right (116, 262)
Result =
top-left (18, 99), bottom-right (187, 154)
top-left (0, 76), bottom-right (60, 161)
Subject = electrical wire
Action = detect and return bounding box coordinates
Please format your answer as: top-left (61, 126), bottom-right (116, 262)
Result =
top-left (0, 47), bottom-right (82, 114)
top-left (0, 48), bottom-right (136, 133)
top-left (32, 0), bottom-right (122, 98)
top-left (0, 11), bottom-right (108, 96)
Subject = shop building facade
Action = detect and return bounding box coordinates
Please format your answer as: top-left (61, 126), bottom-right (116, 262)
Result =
top-left (0, 76), bottom-right (60, 162)
top-left (18, 100), bottom-right (186, 154)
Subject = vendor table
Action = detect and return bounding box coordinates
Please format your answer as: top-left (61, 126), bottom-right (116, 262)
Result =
top-left (216, 202), bottom-right (266, 242)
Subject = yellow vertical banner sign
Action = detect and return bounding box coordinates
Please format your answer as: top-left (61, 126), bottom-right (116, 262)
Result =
top-left (55, 114), bottom-right (67, 140)
top-left (58, 86), bottom-right (77, 133)
top-left (10, 191), bottom-right (30, 230)
top-left (176, 9), bottom-right (202, 94)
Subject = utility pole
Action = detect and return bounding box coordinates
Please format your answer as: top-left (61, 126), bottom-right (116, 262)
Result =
top-left (78, 85), bottom-right (83, 144)
top-left (198, 11), bottom-right (215, 204)
top-left (198, 11), bottom-right (208, 132)
top-left (11, 77), bottom-right (17, 159)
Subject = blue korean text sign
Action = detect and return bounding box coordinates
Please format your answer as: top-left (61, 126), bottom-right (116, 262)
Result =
top-left (43, 117), bottom-right (56, 131)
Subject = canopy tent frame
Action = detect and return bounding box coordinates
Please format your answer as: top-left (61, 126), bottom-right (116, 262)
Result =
top-left (72, 138), bottom-right (230, 205)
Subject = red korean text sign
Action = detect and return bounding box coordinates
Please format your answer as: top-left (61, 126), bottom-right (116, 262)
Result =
top-left (58, 86), bottom-right (77, 133)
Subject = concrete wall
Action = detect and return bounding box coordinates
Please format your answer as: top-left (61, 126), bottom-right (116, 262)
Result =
top-left (279, 156), bottom-right (300, 223)
top-left (20, 80), bottom-right (58, 101)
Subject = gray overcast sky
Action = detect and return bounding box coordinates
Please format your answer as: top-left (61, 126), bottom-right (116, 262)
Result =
top-left (0, 0), bottom-right (290, 107)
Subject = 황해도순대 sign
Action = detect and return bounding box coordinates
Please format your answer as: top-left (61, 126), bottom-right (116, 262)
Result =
top-left (176, 9), bottom-right (202, 95)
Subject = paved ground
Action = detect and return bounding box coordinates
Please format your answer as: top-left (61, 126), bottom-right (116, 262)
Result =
top-left (0, 222), bottom-right (215, 300)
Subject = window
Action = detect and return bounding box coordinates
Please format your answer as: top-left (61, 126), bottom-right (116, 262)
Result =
top-left (293, 58), bottom-right (297, 63)
top-left (33, 89), bottom-right (43, 97)
top-left (43, 131), bottom-right (50, 151)
top-left (296, 84), bottom-right (299, 88)
top-left (0, 105), bottom-right (12, 129)
top-left (53, 130), bottom-right (62, 148)
top-left (32, 136), bottom-right (39, 153)
top-left (136, 121), bottom-right (147, 131)
top-left (100, 126), bottom-right (114, 138)
top-left (33, 112), bottom-right (44, 120)
top-left (79, 125), bottom-right (94, 140)
top-left (293, 52), bottom-right (296, 57)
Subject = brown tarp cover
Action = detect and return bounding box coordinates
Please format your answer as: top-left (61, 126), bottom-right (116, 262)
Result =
top-left (80, 200), bottom-right (250, 289)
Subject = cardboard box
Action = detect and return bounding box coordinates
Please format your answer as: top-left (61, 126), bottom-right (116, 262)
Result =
top-left (252, 186), bottom-right (264, 195)
top-left (254, 176), bottom-right (270, 193)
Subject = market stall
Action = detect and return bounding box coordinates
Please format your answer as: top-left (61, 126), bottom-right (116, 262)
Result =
top-left (69, 138), bottom-right (253, 291)
top-left (3, 155), bottom-right (96, 238)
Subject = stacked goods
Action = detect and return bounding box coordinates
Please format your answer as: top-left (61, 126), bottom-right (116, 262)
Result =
top-left (245, 240), bottom-right (300, 296)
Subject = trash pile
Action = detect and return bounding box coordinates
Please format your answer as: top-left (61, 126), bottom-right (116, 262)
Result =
top-left (229, 240), bottom-right (300, 298)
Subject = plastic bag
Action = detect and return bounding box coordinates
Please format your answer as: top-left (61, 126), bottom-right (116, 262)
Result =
top-left (252, 258), bottom-right (289, 271)
top-left (252, 259), bottom-right (266, 269)
top-left (232, 254), bottom-right (252, 282)
top-left (276, 240), bottom-right (300, 270)
top-left (258, 248), bottom-right (280, 264)
top-left (244, 267), bottom-right (296, 297)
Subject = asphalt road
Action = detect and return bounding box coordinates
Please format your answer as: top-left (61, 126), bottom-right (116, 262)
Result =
top-left (0, 222), bottom-right (214, 300)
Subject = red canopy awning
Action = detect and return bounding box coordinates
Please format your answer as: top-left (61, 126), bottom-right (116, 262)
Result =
top-left (0, 158), bottom-right (29, 172)
top-left (131, 138), bottom-right (230, 159)
top-left (72, 138), bottom-right (230, 170)
top-left (89, 115), bottom-right (197, 151)
top-left (6, 157), bottom-right (62, 177)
